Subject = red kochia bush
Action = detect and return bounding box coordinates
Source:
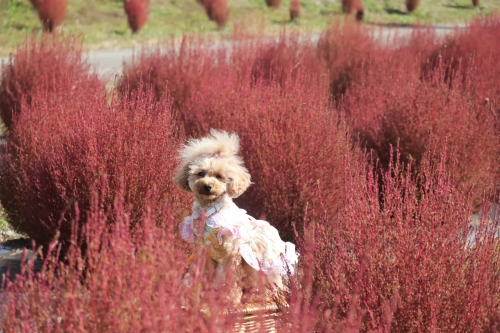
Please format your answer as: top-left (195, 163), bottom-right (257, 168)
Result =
top-left (473, 0), bottom-right (480, 6)
top-left (250, 32), bottom-right (322, 88)
top-left (31, 0), bottom-right (67, 32)
top-left (306, 148), bottom-right (500, 331)
top-left (426, 15), bottom-right (500, 101)
top-left (265, 0), bottom-right (281, 8)
top-left (343, 50), bottom-right (499, 209)
top-left (119, 32), bottom-right (321, 127)
top-left (317, 21), bottom-right (376, 97)
top-left (290, 0), bottom-right (300, 21)
top-left (119, 36), bottom-right (218, 113)
top-left (0, 34), bottom-right (100, 131)
top-left (123, 0), bottom-right (149, 33)
top-left (0, 82), bottom-right (189, 249)
top-left (203, 0), bottom-right (230, 28)
top-left (342, 0), bottom-right (364, 21)
top-left (405, 0), bottom-right (420, 12)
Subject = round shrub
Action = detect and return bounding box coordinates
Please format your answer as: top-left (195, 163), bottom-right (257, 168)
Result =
top-left (289, 0), bottom-right (300, 21)
top-left (317, 21), bottom-right (377, 97)
top-left (405, 0), bottom-right (420, 13)
top-left (306, 148), bottom-right (500, 332)
top-left (118, 36), bottom-right (219, 116)
top-left (123, 0), bottom-right (150, 33)
top-left (32, 0), bottom-right (67, 32)
top-left (425, 15), bottom-right (500, 100)
top-left (265, 0), bottom-right (281, 8)
top-left (343, 53), bottom-right (499, 209)
top-left (0, 79), bottom-right (190, 248)
top-left (250, 33), bottom-right (321, 88)
top-left (203, 0), bottom-right (230, 28)
top-left (0, 34), bottom-right (99, 131)
top-left (342, 0), bottom-right (364, 21)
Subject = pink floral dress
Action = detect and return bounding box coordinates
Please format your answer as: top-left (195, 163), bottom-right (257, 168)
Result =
top-left (179, 202), bottom-right (299, 276)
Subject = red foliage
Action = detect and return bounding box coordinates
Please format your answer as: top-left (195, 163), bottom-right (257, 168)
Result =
top-left (0, 76), bottom-right (189, 248)
top-left (0, 34), bottom-right (99, 131)
top-left (306, 148), bottom-right (500, 332)
top-left (265, 0), bottom-right (281, 9)
top-left (290, 0), bottom-right (300, 21)
top-left (123, 0), bottom-right (150, 33)
top-left (342, 0), bottom-right (364, 21)
top-left (2, 20), bottom-right (500, 332)
top-left (32, 0), bottom-right (67, 32)
top-left (0, 186), bottom-right (263, 332)
top-left (405, 0), bottom-right (420, 12)
top-left (120, 32), bottom-right (322, 130)
top-left (426, 15), bottom-right (500, 101)
top-left (250, 32), bottom-right (322, 88)
top-left (118, 35), bottom-right (220, 119)
top-left (317, 21), bottom-right (377, 96)
top-left (343, 46), bottom-right (499, 209)
top-left (2, 141), bottom-right (499, 332)
top-left (204, 0), bottom-right (230, 28)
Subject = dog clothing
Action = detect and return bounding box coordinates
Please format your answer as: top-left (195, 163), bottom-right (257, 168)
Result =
top-left (179, 202), bottom-right (299, 276)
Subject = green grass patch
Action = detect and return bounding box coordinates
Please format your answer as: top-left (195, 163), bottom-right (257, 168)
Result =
top-left (0, 209), bottom-right (9, 229)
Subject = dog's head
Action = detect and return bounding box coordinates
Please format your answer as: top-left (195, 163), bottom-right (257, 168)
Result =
top-left (174, 130), bottom-right (252, 205)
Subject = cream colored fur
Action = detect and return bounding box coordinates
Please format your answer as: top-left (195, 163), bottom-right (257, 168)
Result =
top-left (174, 129), bottom-right (251, 201)
top-left (174, 129), bottom-right (285, 307)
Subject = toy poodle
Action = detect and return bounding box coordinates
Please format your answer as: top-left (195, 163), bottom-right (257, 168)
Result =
top-left (174, 129), bottom-right (298, 307)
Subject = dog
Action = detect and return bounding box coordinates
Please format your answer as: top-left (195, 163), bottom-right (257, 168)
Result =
top-left (174, 129), bottom-right (298, 306)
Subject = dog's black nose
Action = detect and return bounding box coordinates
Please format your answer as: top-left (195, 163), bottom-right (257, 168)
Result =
top-left (204, 184), bottom-right (212, 193)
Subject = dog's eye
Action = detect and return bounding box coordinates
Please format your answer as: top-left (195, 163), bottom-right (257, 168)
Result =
top-left (198, 172), bottom-right (205, 177)
top-left (216, 175), bottom-right (222, 179)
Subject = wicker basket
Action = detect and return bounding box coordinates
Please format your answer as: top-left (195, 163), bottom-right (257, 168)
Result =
top-left (224, 303), bottom-right (286, 333)
top-left (183, 301), bottom-right (287, 332)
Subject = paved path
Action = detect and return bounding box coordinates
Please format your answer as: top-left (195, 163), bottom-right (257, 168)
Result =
top-left (0, 239), bottom-right (42, 283)
top-left (83, 24), bottom-right (467, 77)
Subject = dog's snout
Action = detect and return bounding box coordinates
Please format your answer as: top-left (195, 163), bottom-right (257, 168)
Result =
top-left (204, 184), bottom-right (212, 193)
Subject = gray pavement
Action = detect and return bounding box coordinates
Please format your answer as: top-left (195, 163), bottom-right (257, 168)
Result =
top-left (85, 47), bottom-right (138, 78)
top-left (0, 239), bottom-right (42, 283)
top-left (81, 24), bottom-right (468, 77)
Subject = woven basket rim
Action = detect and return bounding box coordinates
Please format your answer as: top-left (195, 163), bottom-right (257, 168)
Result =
top-left (222, 302), bottom-right (286, 315)
top-left (181, 302), bottom-right (288, 316)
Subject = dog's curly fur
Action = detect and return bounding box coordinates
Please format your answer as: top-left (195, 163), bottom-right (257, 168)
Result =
top-left (174, 129), bottom-right (287, 306)
top-left (174, 130), bottom-right (251, 207)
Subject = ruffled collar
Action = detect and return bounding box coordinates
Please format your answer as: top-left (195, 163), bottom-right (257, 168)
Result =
top-left (192, 201), bottom-right (225, 219)
top-left (192, 202), bottom-right (250, 229)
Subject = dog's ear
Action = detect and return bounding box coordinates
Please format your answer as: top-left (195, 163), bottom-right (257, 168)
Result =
top-left (174, 163), bottom-right (192, 192)
top-left (227, 166), bottom-right (251, 198)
